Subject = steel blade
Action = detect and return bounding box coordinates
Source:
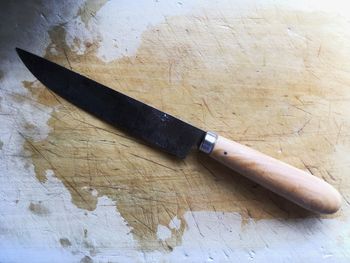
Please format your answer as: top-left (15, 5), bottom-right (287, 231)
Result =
top-left (16, 48), bottom-right (205, 158)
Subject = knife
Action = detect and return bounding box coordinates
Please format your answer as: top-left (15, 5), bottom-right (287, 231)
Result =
top-left (16, 48), bottom-right (341, 214)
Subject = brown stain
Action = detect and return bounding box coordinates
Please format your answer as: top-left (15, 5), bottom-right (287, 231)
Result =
top-left (21, 80), bottom-right (58, 107)
top-left (28, 202), bottom-right (50, 216)
top-left (59, 238), bottom-right (72, 248)
top-left (22, 9), bottom-right (350, 250)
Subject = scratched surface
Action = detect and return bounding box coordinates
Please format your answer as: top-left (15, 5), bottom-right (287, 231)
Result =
top-left (1, 0), bottom-right (350, 262)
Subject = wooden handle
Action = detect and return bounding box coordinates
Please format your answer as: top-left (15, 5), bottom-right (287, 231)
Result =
top-left (210, 136), bottom-right (341, 214)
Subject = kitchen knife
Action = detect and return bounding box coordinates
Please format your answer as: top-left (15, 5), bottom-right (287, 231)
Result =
top-left (16, 48), bottom-right (341, 214)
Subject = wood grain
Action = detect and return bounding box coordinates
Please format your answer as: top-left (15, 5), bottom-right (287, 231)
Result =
top-left (210, 136), bottom-right (342, 214)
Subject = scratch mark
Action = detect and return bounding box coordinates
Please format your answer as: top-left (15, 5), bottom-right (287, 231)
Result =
top-left (62, 48), bottom-right (72, 70)
top-left (300, 159), bottom-right (314, 175)
top-left (317, 44), bottom-right (322, 57)
top-left (168, 61), bottom-right (173, 84)
top-left (326, 170), bottom-right (336, 181)
top-left (184, 197), bottom-right (204, 237)
top-left (202, 98), bottom-right (214, 117)
top-left (336, 123), bottom-right (343, 144)
top-left (289, 103), bottom-right (312, 115)
top-left (342, 195), bottom-right (350, 205)
top-left (130, 214), bottom-right (154, 234)
top-left (297, 119), bottom-right (311, 135)
top-left (40, 12), bottom-right (49, 23)
top-left (130, 153), bottom-right (177, 171)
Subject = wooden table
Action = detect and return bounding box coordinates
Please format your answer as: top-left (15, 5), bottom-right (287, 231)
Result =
top-left (1, 0), bottom-right (350, 262)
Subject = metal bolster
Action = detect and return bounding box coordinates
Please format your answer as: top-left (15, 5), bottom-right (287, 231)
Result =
top-left (199, 131), bottom-right (218, 154)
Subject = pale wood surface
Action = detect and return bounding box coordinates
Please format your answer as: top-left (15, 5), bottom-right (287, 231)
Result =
top-left (210, 135), bottom-right (341, 214)
top-left (1, 0), bottom-right (350, 262)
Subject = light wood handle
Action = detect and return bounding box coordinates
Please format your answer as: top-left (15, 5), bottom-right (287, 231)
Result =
top-left (210, 136), bottom-right (341, 214)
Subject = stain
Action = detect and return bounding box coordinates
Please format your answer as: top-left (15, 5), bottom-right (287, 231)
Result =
top-left (80, 256), bottom-right (93, 263)
top-left (10, 92), bottom-right (26, 104)
top-left (77, 0), bottom-right (108, 27)
top-left (24, 122), bottom-right (37, 131)
top-left (28, 202), bottom-right (50, 216)
top-left (20, 80), bottom-right (58, 107)
top-left (22, 8), bottom-right (350, 251)
top-left (24, 162), bottom-right (30, 170)
top-left (83, 240), bottom-right (98, 256)
top-left (59, 238), bottom-right (72, 248)
top-left (0, 140), bottom-right (3, 150)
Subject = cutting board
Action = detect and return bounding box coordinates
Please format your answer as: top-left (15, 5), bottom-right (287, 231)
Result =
top-left (2, 0), bottom-right (350, 261)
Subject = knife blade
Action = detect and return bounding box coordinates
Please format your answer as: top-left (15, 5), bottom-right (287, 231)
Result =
top-left (15, 48), bottom-right (205, 159)
top-left (16, 48), bottom-right (341, 214)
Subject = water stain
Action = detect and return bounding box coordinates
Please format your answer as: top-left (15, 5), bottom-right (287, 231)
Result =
top-left (83, 240), bottom-right (97, 256)
top-left (77, 0), bottom-right (108, 27)
top-left (80, 255), bottom-right (93, 263)
top-left (59, 237), bottom-right (72, 247)
top-left (23, 9), bottom-right (350, 251)
top-left (28, 202), bottom-right (50, 216)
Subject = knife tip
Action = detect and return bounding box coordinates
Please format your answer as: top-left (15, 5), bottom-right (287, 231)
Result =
top-left (15, 48), bottom-right (36, 65)
top-left (15, 47), bottom-right (25, 59)
top-left (15, 47), bottom-right (25, 55)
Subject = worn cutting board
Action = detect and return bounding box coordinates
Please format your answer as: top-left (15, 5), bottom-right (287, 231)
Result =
top-left (1, 0), bottom-right (350, 261)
